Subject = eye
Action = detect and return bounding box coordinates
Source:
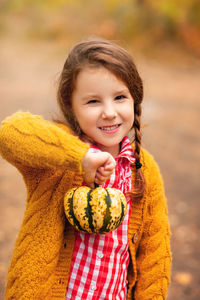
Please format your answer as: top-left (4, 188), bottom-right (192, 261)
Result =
top-left (115, 95), bottom-right (126, 101)
top-left (87, 99), bottom-right (99, 104)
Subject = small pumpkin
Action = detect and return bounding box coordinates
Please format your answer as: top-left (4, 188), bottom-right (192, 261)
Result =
top-left (64, 186), bottom-right (127, 234)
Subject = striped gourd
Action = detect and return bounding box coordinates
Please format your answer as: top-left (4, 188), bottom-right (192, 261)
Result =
top-left (64, 186), bottom-right (127, 234)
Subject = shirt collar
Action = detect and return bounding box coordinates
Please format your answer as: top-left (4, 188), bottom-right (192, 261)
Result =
top-left (89, 136), bottom-right (135, 164)
top-left (115, 136), bottom-right (135, 163)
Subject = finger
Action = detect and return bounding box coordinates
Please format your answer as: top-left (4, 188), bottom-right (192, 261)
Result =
top-left (95, 172), bottom-right (111, 184)
top-left (94, 178), bottom-right (102, 185)
top-left (95, 178), bottom-right (107, 186)
top-left (97, 167), bottom-right (114, 177)
top-left (94, 175), bottom-right (105, 185)
top-left (104, 157), bottom-right (116, 171)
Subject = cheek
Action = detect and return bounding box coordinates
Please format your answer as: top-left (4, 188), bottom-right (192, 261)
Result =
top-left (72, 105), bottom-right (86, 122)
top-left (122, 104), bottom-right (134, 122)
top-left (128, 113), bottom-right (134, 129)
top-left (126, 108), bottom-right (134, 130)
top-left (75, 109), bottom-right (96, 131)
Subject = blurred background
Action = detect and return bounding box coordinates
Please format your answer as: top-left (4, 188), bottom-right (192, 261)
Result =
top-left (0, 0), bottom-right (200, 299)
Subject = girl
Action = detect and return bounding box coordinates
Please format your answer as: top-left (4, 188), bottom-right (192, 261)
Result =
top-left (0, 37), bottom-right (171, 299)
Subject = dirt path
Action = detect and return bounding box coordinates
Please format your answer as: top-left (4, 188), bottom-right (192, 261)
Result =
top-left (0, 37), bottom-right (200, 299)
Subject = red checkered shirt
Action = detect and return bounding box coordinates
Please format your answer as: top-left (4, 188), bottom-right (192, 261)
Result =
top-left (65, 136), bottom-right (135, 299)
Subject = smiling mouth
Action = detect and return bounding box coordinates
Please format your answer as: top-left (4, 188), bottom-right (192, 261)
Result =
top-left (99, 124), bottom-right (121, 131)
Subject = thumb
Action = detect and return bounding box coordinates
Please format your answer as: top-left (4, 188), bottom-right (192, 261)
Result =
top-left (92, 152), bottom-right (116, 170)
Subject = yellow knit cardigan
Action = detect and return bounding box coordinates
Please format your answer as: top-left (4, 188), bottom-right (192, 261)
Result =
top-left (0, 112), bottom-right (172, 300)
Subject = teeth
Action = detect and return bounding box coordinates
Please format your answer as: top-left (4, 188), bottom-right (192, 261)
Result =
top-left (100, 125), bottom-right (119, 131)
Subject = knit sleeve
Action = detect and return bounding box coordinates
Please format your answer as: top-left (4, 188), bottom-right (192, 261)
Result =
top-left (0, 111), bottom-right (89, 171)
top-left (134, 151), bottom-right (172, 300)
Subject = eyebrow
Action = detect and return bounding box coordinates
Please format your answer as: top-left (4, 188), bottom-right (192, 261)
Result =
top-left (115, 88), bottom-right (129, 94)
top-left (83, 88), bottom-right (129, 99)
top-left (82, 94), bottom-right (100, 101)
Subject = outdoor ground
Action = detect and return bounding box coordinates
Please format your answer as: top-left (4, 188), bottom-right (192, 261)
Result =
top-left (0, 36), bottom-right (200, 299)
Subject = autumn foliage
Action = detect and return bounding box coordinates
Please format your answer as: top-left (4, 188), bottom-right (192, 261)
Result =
top-left (0, 0), bottom-right (200, 56)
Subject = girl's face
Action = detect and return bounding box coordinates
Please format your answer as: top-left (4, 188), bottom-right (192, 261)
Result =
top-left (71, 67), bottom-right (134, 157)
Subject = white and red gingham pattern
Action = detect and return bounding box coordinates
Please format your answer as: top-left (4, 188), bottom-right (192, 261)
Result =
top-left (65, 136), bottom-right (135, 299)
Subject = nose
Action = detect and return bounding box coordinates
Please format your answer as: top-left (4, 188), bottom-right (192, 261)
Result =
top-left (102, 102), bottom-right (117, 119)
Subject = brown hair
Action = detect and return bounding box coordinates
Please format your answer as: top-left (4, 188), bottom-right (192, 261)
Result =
top-left (57, 36), bottom-right (145, 198)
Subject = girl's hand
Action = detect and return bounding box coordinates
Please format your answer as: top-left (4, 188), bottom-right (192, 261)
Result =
top-left (82, 151), bottom-right (116, 188)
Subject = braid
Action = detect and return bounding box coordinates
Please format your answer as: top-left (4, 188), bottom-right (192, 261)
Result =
top-left (129, 102), bottom-right (146, 199)
top-left (133, 103), bottom-right (142, 163)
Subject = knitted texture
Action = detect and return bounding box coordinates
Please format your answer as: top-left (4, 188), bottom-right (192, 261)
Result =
top-left (0, 112), bottom-right (172, 300)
